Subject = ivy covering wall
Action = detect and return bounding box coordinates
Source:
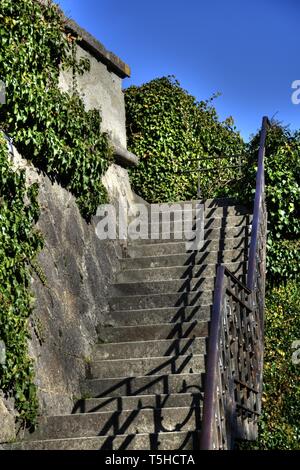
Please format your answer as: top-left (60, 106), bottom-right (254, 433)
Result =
top-left (0, 134), bottom-right (42, 424)
top-left (0, 0), bottom-right (112, 220)
top-left (0, 0), bottom-right (112, 426)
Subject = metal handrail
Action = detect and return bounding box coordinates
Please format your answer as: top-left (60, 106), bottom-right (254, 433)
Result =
top-left (174, 153), bottom-right (246, 198)
top-left (200, 264), bottom-right (226, 449)
top-left (247, 116), bottom-right (269, 290)
top-left (200, 117), bottom-right (269, 450)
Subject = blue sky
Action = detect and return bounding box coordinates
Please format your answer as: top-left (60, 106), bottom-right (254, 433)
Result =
top-left (57, 0), bottom-right (300, 141)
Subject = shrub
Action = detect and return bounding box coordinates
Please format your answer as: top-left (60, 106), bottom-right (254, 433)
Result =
top-left (125, 76), bottom-right (245, 203)
top-left (240, 282), bottom-right (300, 449)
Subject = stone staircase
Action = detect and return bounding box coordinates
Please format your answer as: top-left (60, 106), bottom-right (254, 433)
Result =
top-left (8, 198), bottom-right (252, 450)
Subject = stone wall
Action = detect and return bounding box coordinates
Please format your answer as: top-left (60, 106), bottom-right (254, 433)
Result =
top-left (9, 147), bottom-right (111, 416)
top-left (0, 4), bottom-right (140, 441)
top-left (59, 45), bottom-right (127, 149)
top-left (0, 395), bottom-right (16, 445)
top-left (6, 147), bottom-right (140, 420)
top-left (58, 10), bottom-right (130, 150)
top-left (0, 145), bottom-right (141, 445)
top-left (38, 0), bottom-right (132, 151)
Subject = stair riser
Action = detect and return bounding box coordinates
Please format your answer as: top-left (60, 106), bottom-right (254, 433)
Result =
top-left (150, 205), bottom-right (250, 218)
top-left (127, 226), bottom-right (250, 244)
top-left (89, 354), bottom-right (205, 379)
top-left (81, 373), bottom-right (204, 398)
top-left (120, 249), bottom-right (247, 270)
top-left (148, 215), bottom-right (251, 232)
top-left (111, 278), bottom-right (216, 296)
top-left (24, 407), bottom-right (202, 440)
top-left (109, 293), bottom-right (213, 312)
top-left (97, 322), bottom-right (208, 343)
top-left (73, 393), bottom-right (203, 413)
top-left (150, 198), bottom-right (245, 210)
top-left (116, 262), bottom-right (247, 283)
top-left (94, 337), bottom-right (207, 360)
top-left (134, 217), bottom-right (251, 238)
top-left (102, 305), bottom-right (212, 327)
top-left (125, 237), bottom-right (249, 257)
top-left (10, 431), bottom-right (201, 450)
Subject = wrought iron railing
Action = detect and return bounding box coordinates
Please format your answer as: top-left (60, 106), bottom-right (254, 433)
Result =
top-left (175, 154), bottom-right (247, 199)
top-left (200, 117), bottom-right (269, 449)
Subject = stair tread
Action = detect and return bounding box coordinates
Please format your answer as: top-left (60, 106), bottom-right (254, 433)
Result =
top-left (116, 262), bottom-right (247, 283)
top-left (97, 321), bottom-right (209, 343)
top-left (109, 289), bottom-right (214, 299)
top-left (109, 304), bottom-right (212, 313)
top-left (95, 336), bottom-right (207, 348)
top-left (72, 392), bottom-right (203, 414)
top-left (127, 235), bottom-right (249, 248)
top-left (98, 319), bottom-right (207, 327)
top-left (121, 249), bottom-right (247, 258)
top-left (12, 429), bottom-right (201, 442)
top-left (87, 372), bottom-right (205, 382)
top-left (84, 371), bottom-right (204, 384)
top-left (37, 405), bottom-right (201, 420)
top-left (79, 391), bottom-right (202, 402)
top-left (8, 430), bottom-right (201, 450)
top-left (102, 305), bottom-right (211, 327)
top-left (90, 353), bottom-right (205, 379)
top-left (119, 260), bottom-right (247, 271)
top-left (21, 406), bottom-right (202, 440)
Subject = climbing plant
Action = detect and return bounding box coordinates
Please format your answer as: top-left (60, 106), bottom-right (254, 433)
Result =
top-left (231, 122), bottom-right (300, 284)
top-left (0, 134), bottom-right (43, 425)
top-left (236, 123), bottom-right (300, 449)
top-left (0, 0), bottom-right (112, 426)
top-left (125, 76), bottom-right (245, 203)
top-left (239, 281), bottom-right (300, 450)
top-left (0, 0), bottom-right (112, 220)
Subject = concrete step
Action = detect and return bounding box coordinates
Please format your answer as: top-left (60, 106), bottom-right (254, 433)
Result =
top-left (102, 305), bottom-right (212, 327)
top-left (116, 261), bottom-right (247, 283)
top-left (94, 337), bottom-right (207, 360)
top-left (108, 291), bottom-right (216, 312)
top-left (111, 278), bottom-right (216, 297)
top-left (89, 354), bottom-right (205, 379)
top-left (150, 197), bottom-right (243, 210)
top-left (149, 214), bottom-right (252, 233)
top-left (9, 430), bottom-right (201, 450)
top-left (81, 372), bottom-right (204, 398)
top-left (120, 249), bottom-right (247, 270)
top-left (108, 292), bottom-right (214, 312)
top-left (127, 225), bottom-right (251, 244)
top-left (138, 216), bottom-right (251, 239)
top-left (73, 392), bottom-right (203, 413)
top-left (124, 236), bottom-right (249, 258)
top-left (150, 203), bottom-right (250, 218)
top-left (97, 321), bottom-right (208, 343)
top-left (22, 406), bottom-right (202, 440)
